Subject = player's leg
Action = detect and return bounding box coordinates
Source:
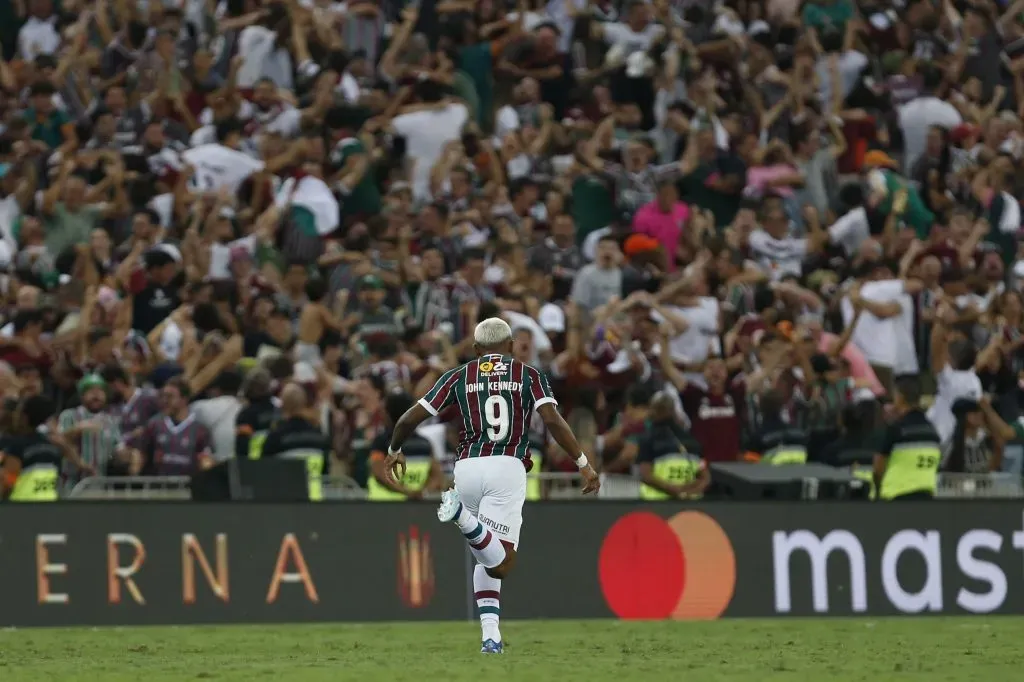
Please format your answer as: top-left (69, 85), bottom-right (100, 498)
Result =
top-left (469, 457), bottom-right (527, 649)
top-left (440, 460), bottom-right (508, 568)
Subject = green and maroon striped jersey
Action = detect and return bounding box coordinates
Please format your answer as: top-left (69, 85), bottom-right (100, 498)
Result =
top-left (418, 354), bottom-right (557, 460)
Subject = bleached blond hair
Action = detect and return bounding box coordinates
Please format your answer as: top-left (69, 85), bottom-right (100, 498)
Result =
top-left (474, 317), bottom-right (513, 346)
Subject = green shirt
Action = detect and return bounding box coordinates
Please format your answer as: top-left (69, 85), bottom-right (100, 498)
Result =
top-left (877, 169), bottom-right (934, 239)
top-left (329, 137), bottom-right (381, 220)
top-left (451, 70), bottom-right (480, 127)
top-left (44, 203), bottom-right (102, 256)
top-left (571, 174), bottom-right (617, 244)
top-left (458, 43), bottom-right (494, 130)
top-left (801, 0), bottom-right (854, 32)
top-left (26, 108), bottom-right (70, 149)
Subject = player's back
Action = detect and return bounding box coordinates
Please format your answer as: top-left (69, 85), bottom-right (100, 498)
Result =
top-left (418, 353), bottom-right (557, 462)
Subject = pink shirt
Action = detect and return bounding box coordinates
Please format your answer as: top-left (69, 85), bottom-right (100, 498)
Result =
top-left (745, 164), bottom-right (799, 198)
top-left (633, 200), bottom-right (690, 271)
top-left (818, 332), bottom-right (885, 396)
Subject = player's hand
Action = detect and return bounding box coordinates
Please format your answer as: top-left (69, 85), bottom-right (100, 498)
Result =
top-left (384, 449), bottom-right (406, 484)
top-left (580, 464), bottom-right (601, 495)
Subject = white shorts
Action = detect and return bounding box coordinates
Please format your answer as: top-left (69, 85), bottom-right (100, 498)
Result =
top-left (295, 342), bottom-right (322, 367)
top-left (454, 456), bottom-right (527, 549)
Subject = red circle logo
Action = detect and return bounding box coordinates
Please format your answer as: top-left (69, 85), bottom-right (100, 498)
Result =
top-left (598, 511), bottom-right (736, 620)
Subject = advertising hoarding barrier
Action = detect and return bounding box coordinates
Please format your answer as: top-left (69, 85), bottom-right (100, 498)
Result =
top-left (2, 501), bottom-right (1024, 627)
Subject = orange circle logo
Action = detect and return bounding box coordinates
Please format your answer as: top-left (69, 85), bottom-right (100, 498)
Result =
top-left (479, 362), bottom-right (494, 373)
top-left (598, 511), bottom-right (736, 620)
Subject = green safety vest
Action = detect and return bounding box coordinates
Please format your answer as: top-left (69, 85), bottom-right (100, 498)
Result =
top-left (272, 449), bottom-right (326, 501)
top-left (368, 457), bottom-right (431, 501)
top-left (641, 454), bottom-right (702, 500)
top-left (761, 447), bottom-right (808, 466)
top-left (526, 449), bottom-right (542, 502)
top-left (10, 464), bottom-right (59, 502)
top-left (247, 431), bottom-right (269, 460)
top-left (851, 465), bottom-right (877, 500)
top-left (880, 442), bottom-right (939, 500)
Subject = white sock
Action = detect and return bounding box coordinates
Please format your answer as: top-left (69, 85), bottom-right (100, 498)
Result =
top-left (474, 563), bottom-right (501, 643)
top-left (454, 503), bottom-right (507, 568)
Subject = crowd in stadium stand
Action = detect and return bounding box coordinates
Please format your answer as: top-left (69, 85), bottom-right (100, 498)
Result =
top-left (0, 0), bottom-right (1023, 501)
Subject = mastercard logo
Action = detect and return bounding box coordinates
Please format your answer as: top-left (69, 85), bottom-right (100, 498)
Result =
top-left (598, 511), bottom-right (736, 620)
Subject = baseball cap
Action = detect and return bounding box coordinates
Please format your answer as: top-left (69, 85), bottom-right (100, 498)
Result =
top-left (623, 234), bottom-right (660, 257)
top-left (146, 243), bottom-right (183, 267)
top-left (359, 274), bottom-right (385, 290)
top-left (863, 150), bottom-right (899, 170)
top-left (538, 303), bottom-right (566, 334)
top-left (951, 124), bottom-right (981, 144)
top-left (77, 373), bottom-right (107, 394)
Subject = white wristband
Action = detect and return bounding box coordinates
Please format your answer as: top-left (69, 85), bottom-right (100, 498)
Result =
top-left (388, 445), bottom-right (400, 456)
top-left (575, 453), bottom-right (589, 469)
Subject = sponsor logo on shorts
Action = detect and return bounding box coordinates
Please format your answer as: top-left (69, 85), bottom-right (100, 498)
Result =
top-left (397, 526), bottom-right (435, 609)
top-left (479, 514), bottom-right (511, 536)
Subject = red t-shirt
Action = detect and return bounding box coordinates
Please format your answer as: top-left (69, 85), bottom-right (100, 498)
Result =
top-left (679, 380), bottom-right (746, 462)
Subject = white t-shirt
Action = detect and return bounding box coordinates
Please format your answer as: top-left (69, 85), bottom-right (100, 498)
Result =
top-left (19, 17), bottom-right (61, 60)
top-left (0, 195), bottom-right (21, 255)
top-left (181, 144), bottom-right (265, 193)
top-left (503, 310), bottom-right (553, 366)
top-left (191, 396), bottom-right (243, 463)
top-left (898, 96), bottom-right (963, 173)
top-left (601, 22), bottom-right (666, 55)
top-left (748, 229), bottom-right (808, 280)
top-left (236, 25), bottom-right (278, 88)
top-left (208, 235), bottom-right (257, 280)
top-left (928, 365), bottom-right (983, 447)
top-left (828, 207), bottom-right (870, 257)
top-left (842, 279), bottom-right (917, 372)
top-left (392, 103), bottom-right (469, 201)
top-left (276, 176), bottom-right (339, 235)
top-left (657, 297), bottom-right (720, 387)
top-left (815, 51), bottom-right (868, 111)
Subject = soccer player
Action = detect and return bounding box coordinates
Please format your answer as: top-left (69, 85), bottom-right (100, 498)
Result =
top-left (384, 318), bottom-right (600, 654)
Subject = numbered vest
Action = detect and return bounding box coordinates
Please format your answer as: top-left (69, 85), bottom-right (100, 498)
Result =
top-left (368, 456), bottom-right (432, 502)
top-left (526, 449), bottom-right (543, 501)
top-left (641, 454), bottom-right (701, 500)
top-left (275, 449), bottom-right (326, 501)
top-left (761, 447), bottom-right (808, 466)
top-left (880, 445), bottom-right (940, 500)
top-left (10, 464), bottom-right (59, 502)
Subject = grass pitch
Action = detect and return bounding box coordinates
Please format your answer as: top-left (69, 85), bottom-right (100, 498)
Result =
top-left (1, 618), bottom-right (1019, 681)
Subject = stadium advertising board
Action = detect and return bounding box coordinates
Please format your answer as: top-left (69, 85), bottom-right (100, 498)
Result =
top-left (0, 504), bottom-right (467, 627)
top-left (2, 502), bottom-right (1023, 626)
top-left (508, 502), bottom-right (1024, 620)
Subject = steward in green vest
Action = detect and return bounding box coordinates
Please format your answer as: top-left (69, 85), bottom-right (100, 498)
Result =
top-left (369, 393), bottom-right (442, 501)
top-left (260, 384), bottom-right (331, 501)
top-left (747, 390), bottom-right (809, 465)
top-left (636, 393), bottom-right (710, 500)
top-left (1, 396), bottom-right (92, 501)
top-left (235, 370), bottom-right (279, 460)
top-left (875, 375), bottom-right (941, 500)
